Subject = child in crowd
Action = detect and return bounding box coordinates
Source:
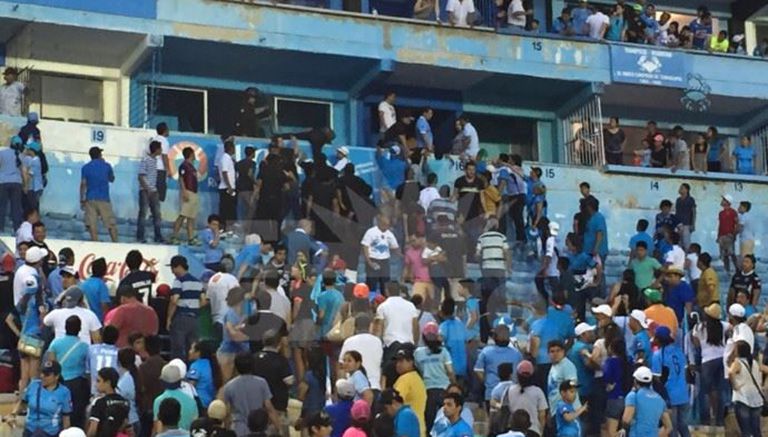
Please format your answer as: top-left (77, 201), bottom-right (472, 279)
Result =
top-left (201, 214), bottom-right (224, 271)
top-left (555, 380), bottom-right (588, 437)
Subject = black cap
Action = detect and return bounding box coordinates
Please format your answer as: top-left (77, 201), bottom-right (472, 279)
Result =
top-left (89, 146), bottom-right (104, 159)
top-left (305, 411), bottom-right (332, 429)
top-left (169, 255), bottom-right (188, 269)
top-left (41, 360), bottom-right (62, 375)
top-left (380, 388), bottom-right (404, 405)
top-left (559, 380), bottom-right (579, 391)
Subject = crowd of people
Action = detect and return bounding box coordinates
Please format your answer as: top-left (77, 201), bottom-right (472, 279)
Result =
top-left (0, 85), bottom-right (766, 437)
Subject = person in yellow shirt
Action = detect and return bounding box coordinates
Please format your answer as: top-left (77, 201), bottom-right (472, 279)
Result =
top-left (393, 349), bottom-right (428, 437)
top-left (697, 253), bottom-right (720, 308)
top-left (709, 30), bottom-right (730, 53)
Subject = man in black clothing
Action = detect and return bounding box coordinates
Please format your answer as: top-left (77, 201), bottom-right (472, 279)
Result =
top-left (30, 221), bottom-right (55, 276)
top-left (87, 367), bottom-right (130, 437)
top-left (243, 291), bottom-right (287, 351)
top-left (293, 127), bottom-right (335, 160)
top-left (453, 161), bottom-right (485, 261)
top-left (236, 146), bottom-right (258, 231)
top-left (381, 114), bottom-right (414, 149)
top-left (253, 331), bottom-right (294, 425)
top-left (234, 87), bottom-right (271, 138)
top-left (118, 249), bottom-right (155, 302)
top-left (255, 141), bottom-right (293, 243)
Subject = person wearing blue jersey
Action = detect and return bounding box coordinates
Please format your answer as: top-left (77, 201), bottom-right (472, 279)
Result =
top-left (79, 257), bottom-right (111, 322)
top-left (430, 392), bottom-right (473, 437)
top-left (628, 219), bottom-right (654, 261)
top-left (166, 255), bottom-right (205, 360)
top-left (625, 310), bottom-right (648, 358)
top-left (650, 326), bottom-right (690, 437)
top-left (474, 324), bottom-right (522, 406)
top-left (88, 325), bottom-right (120, 395)
top-left (47, 315), bottom-right (89, 429)
top-left (621, 366), bottom-right (672, 437)
top-left (10, 360), bottom-right (72, 436)
top-left (382, 388), bottom-right (420, 437)
top-left (555, 380), bottom-right (587, 437)
top-left (439, 299), bottom-right (468, 381)
top-left (187, 340), bottom-right (222, 409)
top-left (529, 291), bottom-right (575, 390)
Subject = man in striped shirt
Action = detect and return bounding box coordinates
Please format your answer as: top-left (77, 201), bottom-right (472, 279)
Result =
top-left (476, 219), bottom-right (510, 341)
top-left (167, 255), bottom-right (206, 359)
top-left (137, 141), bottom-right (163, 243)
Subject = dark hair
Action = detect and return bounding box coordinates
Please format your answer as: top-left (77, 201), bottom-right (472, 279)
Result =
top-left (156, 122), bottom-right (168, 135)
top-left (235, 353), bottom-right (255, 375)
top-left (145, 335), bottom-right (161, 356)
top-left (497, 362), bottom-right (513, 382)
top-left (344, 350), bottom-right (368, 378)
top-left (96, 402), bottom-right (129, 437)
top-left (740, 201), bottom-right (752, 212)
top-left (704, 311), bottom-right (724, 347)
top-left (192, 340), bottom-right (223, 391)
top-left (255, 290), bottom-right (272, 309)
top-left (443, 392), bottom-right (464, 407)
top-left (547, 340), bottom-right (565, 351)
top-left (158, 398), bottom-right (181, 427)
top-left (91, 257), bottom-right (107, 278)
top-left (635, 241), bottom-right (648, 250)
top-left (65, 315), bottom-right (81, 336)
top-left (149, 141), bottom-right (162, 154)
top-left (427, 173), bottom-right (437, 185)
top-left (182, 147), bottom-right (194, 160)
top-left (680, 183), bottom-right (690, 193)
top-left (384, 90), bottom-right (396, 99)
top-left (102, 325), bottom-right (119, 345)
top-left (244, 146), bottom-right (255, 157)
top-left (689, 243), bottom-right (701, 254)
top-left (24, 207), bottom-right (38, 220)
top-left (385, 281), bottom-right (400, 297)
top-left (207, 214), bottom-right (221, 224)
top-left (736, 341), bottom-right (752, 366)
top-left (579, 182), bottom-right (590, 190)
top-left (441, 298), bottom-right (456, 317)
top-left (127, 332), bottom-right (145, 347)
top-left (98, 367), bottom-right (120, 389)
top-left (411, 294), bottom-right (424, 308)
top-left (637, 219), bottom-right (649, 231)
top-left (424, 336), bottom-right (442, 355)
top-left (699, 252), bottom-right (712, 268)
top-left (274, 243), bottom-right (287, 254)
top-left (263, 269), bottom-right (281, 289)
top-left (660, 199), bottom-right (672, 209)
top-left (118, 348), bottom-right (143, 410)
top-left (247, 409), bottom-right (269, 432)
top-left (744, 254), bottom-right (756, 266)
top-left (125, 250), bottom-right (143, 270)
top-left (307, 347), bottom-right (327, 384)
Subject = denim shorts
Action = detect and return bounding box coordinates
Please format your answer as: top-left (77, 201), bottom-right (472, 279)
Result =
top-left (606, 398), bottom-right (625, 419)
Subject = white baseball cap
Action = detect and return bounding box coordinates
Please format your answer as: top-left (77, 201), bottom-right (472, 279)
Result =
top-left (722, 194), bottom-right (734, 204)
top-left (337, 146), bottom-right (350, 157)
top-left (591, 304), bottom-right (612, 318)
top-left (168, 358), bottom-right (187, 379)
top-left (25, 246), bottom-right (47, 264)
top-left (575, 322), bottom-right (596, 336)
top-left (548, 221), bottom-right (560, 236)
top-left (729, 303), bottom-right (746, 318)
top-left (59, 428), bottom-right (87, 437)
top-left (630, 309), bottom-right (648, 328)
top-left (633, 366), bottom-right (653, 383)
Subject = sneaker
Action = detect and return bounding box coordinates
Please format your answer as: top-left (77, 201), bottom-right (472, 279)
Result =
top-left (169, 236), bottom-right (181, 245)
top-left (188, 237), bottom-right (201, 246)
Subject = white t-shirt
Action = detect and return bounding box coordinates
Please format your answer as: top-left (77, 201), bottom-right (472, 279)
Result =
top-left (740, 212), bottom-right (756, 241)
top-left (361, 226), bottom-right (399, 261)
top-left (586, 12), bottom-right (610, 39)
top-left (339, 333), bottom-right (384, 390)
top-left (378, 101), bottom-right (396, 132)
top-left (269, 287), bottom-right (292, 324)
top-left (0, 81), bottom-right (25, 117)
top-left (664, 245), bottom-right (686, 271)
top-left (334, 157), bottom-right (349, 172)
top-left (446, 0), bottom-right (476, 27)
top-left (692, 321), bottom-right (728, 363)
top-left (43, 307), bottom-right (102, 344)
top-left (418, 186), bottom-right (440, 213)
top-left (507, 0), bottom-right (526, 27)
top-left (207, 272), bottom-right (239, 324)
top-left (150, 135), bottom-right (170, 171)
top-left (462, 123), bottom-right (480, 158)
top-left (375, 296), bottom-right (418, 346)
top-left (15, 221), bottom-right (33, 249)
top-left (542, 236), bottom-right (559, 277)
top-left (724, 322), bottom-right (755, 377)
top-left (686, 253), bottom-right (701, 281)
top-left (218, 153), bottom-right (236, 190)
top-left (13, 264), bottom-right (38, 307)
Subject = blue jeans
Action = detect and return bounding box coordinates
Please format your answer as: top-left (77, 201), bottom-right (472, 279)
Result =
top-left (699, 359), bottom-right (725, 425)
top-left (734, 402), bottom-right (762, 437)
top-left (0, 182), bottom-right (23, 231)
top-left (669, 404), bottom-right (690, 437)
top-left (137, 189), bottom-right (162, 241)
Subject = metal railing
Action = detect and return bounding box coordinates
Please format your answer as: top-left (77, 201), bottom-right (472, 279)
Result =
top-left (750, 125), bottom-right (768, 175)
top-left (562, 95), bottom-right (605, 167)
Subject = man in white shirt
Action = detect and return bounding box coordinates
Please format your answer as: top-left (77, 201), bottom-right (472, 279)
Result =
top-left (664, 234), bottom-right (686, 271)
top-left (361, 214), bottom-right (400, 295)
top-left (585, 7), bottom-right (610, 39)
top-left (13, 246), bottom-right (46, 306)
top-left (44, 287), bottom-right (102, 344)
top-left (263, 269), bottom-right (291, 325)
top-left (15, 208), bottom-right (39, 250)
top-left (418, 173), bottom-right (440, 212)
top-left (374, 282), bottom-right (419, 347)
top-left (738, 201), bottom-right (755, 258)
top-left (378, 92), bottom-right (397, 135)
top-left (458, 115), bottom-right (480, 160)
top-left (507, 0), bottom-right (528, 28)
top-left (206, 256), bottom-right (240, 339)
top-left (0, 67), bottom-right (25, 117)
top-left (446, 0), bottom-right (476, 27)
top-left (724, 303), bottom-right (754, 376)
top-left (151, 122), bottom-right (172, 202)
top-left (339, 314), bottom-right (384, 390)
top-left (218, 140), bottom-right (237, 230)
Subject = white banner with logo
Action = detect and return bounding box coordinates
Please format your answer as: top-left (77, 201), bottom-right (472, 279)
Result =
top-left (0, 237), bottom-right (179, 293)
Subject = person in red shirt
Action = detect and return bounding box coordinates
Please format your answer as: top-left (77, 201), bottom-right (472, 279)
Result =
top-left (108, 285), bottom-right (160, 347)
top-left (717, 194), bottom-right (739, 275)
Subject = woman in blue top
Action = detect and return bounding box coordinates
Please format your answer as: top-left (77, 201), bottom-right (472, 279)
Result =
top-left (17, 271), bottom-right (49, 396)
top-left (298, 347), bottom-right (328, 430)
top-left (413, 322), bottom-right (455, 434)
top-left (187, 340), bottom-right (223, 409)
top-left (11, 360), bottom-right (72, 436)
top-left (117, 348), bottom-right (142, 436)
top-left (47, 315), bottom-right (89, 429)
top-left (605, 4), bottom-right (626, 41)
top-left (602, 339), bottom-right (632, 436)
top-left (341, 350), bottom-right (374, 405)
top-left (217, 286), bottom-right (250, 381)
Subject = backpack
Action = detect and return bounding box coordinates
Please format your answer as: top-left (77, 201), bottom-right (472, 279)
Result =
top-left (488, 385), bottom-right (513, 437)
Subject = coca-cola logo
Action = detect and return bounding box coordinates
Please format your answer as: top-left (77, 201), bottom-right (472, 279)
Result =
top-left (78, 253), bottom-right (159, 281)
